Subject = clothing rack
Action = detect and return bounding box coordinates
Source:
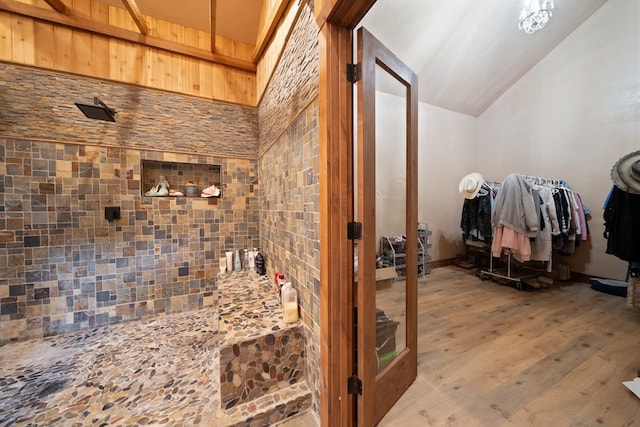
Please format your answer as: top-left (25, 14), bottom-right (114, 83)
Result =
top-left (480, 252), bottom-right (545, 290)
top-left (521, 174), bottom-right (565, 187)
top-left (467, 173), bottom-right (585, 290)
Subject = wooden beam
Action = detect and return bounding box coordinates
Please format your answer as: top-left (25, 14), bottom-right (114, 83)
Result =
top-left (210, 0), bottom-right (217, 53)
top-left (120, 0), bottom-right (149, 35)
top-left (251, 0), bottom-right (290, 63)
top-left (44, 0), bottom-right (69, 14)
top-left (0, 0), bottom-right (256, 72)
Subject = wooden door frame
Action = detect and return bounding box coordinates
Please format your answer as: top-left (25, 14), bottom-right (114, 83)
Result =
top-left (317, 1), bottom-right (377, 426)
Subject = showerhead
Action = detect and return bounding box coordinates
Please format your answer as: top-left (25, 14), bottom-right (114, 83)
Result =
top-left (75, 97), bottom-right (116, 122)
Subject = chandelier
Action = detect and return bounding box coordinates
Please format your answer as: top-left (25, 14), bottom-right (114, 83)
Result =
top-left (519, 0), bottom-right (554, 34)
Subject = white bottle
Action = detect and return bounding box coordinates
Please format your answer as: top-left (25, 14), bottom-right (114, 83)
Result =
top-left (281, 282), bottom-right (299, 323)
top-left (248, 250), bottom-right (255, 269)
top-left (225, 251), bottom-right (234, 272)
top-left (234, 249), bottom-right (241, 272)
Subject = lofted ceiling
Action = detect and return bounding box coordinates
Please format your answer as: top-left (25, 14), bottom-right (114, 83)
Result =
top-left (97, 0), bottom-right (609, 116)
top-left (15, 0), bottom-right (610, 115)
top-left (98, 0), bottom-right (263, 45)
top-left (359, 0), bottom-right (609, 117)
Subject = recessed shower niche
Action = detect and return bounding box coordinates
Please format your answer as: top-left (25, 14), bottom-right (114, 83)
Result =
top-left (141, 159), bottom-right (222, 198)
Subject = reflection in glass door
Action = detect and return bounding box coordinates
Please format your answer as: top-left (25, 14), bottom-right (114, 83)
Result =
top-left (354, 26), bottom-right (418, 426)
top-left (374, 65), bottom-right (407, 373)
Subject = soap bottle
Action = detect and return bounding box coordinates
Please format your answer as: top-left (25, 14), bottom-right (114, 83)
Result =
top-left (248, 249), bottom-right (255, 269)
top-left (281, 282), bottom-right (299, 323)
top-left (234, 249), bottom-right (241, 272)
top-left (255, 248), bottom-right (266, 275)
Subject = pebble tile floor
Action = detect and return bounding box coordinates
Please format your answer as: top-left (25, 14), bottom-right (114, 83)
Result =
top-left (0, 272), bottom-right (313, 427)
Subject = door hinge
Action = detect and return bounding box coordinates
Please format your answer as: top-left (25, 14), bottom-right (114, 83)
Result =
top-left (346, 63), bottom-right (361, 83)
top-left (348, 375), bottom-right (362, 396)
top-left (347, 222), bottom-right (362, 240)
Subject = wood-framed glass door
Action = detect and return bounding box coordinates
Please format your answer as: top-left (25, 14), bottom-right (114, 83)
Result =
top-left (355, 26), bottom-right (418, 425)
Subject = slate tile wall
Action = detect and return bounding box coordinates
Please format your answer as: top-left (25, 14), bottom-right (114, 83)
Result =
top-left (0, 63), bottom-right (258, 158)
top-left (257, 1), bottom-right (321, 416)
top-left (0, 138), bottom-right (259, 344)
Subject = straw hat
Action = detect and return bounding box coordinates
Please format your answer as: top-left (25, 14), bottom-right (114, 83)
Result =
top-left (611, 150), bottom-right (640, 194)
top-left (458, 172), bottom-right (484, 199)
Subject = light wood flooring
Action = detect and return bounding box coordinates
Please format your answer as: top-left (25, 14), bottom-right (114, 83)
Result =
top-left (378, 266), bottom-right (640, 426)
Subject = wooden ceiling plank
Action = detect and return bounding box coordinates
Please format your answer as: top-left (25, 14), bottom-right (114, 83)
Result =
top-left (0, 0), bottom-right (255, 72)
top-left (251, 0), bottom-right (291, 63)
top-left (44, 0), bottom-right (69, 15)
top-left (210, 0), bottom-right (217, 53)
top-left (120, 0), bottom-right (149, 35)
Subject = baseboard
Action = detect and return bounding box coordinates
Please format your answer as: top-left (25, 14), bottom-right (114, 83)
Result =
top-left (571, 271), bottom-right (610, 284)
top-left (428, 258), bottom-right (456, 269)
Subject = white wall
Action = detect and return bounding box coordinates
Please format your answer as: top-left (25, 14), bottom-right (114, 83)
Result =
top-left (477, 0), bottom-right (640, 279)
top-left (418, 103), bottom-right (477, 262)
top-left (375, 91), bottom-right (477, 262)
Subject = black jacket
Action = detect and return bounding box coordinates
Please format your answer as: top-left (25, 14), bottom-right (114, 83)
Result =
top-left (603, 185), bottom-right (640, 262)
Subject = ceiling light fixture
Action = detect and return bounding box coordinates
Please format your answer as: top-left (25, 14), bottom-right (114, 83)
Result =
top-left (519, 0), bottom-right (554, 34)
top-left (75, 97), bottom-right (117, 122)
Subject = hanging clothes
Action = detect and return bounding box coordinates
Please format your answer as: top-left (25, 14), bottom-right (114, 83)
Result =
top-left (530, 186), bottom-right (561, 271)
top-left (491, 226), bottom-right (531, 261)
top-left (460, 188), bottom-right (493, 243)
top-left (491, 173), bottom-right (539, 237)
top-left (603, 185), bottom-right (640, 262)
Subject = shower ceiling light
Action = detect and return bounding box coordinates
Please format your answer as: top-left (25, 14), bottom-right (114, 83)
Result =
top-left (75, 97), bottom-right (117, 122)
top-left (519, 0), bottom-right (554, 34)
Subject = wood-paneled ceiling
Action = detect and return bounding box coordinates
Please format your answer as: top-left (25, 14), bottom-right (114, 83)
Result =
top-left (0, 0), bottom-right (285, 71)
top-left (98, 0), bottom-right (263, 45)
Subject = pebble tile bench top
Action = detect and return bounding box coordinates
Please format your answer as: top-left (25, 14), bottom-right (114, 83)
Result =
top-left (0, 272), bottom-right (309, 426)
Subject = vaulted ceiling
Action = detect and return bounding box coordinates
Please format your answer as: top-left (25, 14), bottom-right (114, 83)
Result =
top-left (360, 0), bottom-right (609, 116)
top-left (96, 0), bottom-right (610, 116)
top-left (4, 0), bottom-right (612, 116)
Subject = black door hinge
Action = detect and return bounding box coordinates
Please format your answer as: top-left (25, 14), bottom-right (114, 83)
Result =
top-left (346, 63), bottom-right (361, 83)
top-left (347, 222), bottom-right (362, 240)
top-left (348, 375), bottom-right (362, 395)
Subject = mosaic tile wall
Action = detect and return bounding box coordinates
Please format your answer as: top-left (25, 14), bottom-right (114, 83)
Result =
top-left (0, 63), bottom-right (258, 158)
top-left (257, 1), bottom-right (321, 412)
top-left (258, 2), bottom-right (319, 155)
top-left (0, 138), bottom-right (259, 344)
top-left (219, 326), bottom-right (305, 409)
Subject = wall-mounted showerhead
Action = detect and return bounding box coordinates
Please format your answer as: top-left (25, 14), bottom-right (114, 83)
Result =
top-left (75, 97), bottom-right (117, 122)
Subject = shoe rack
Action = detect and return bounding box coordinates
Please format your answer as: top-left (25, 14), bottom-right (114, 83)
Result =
top-left (380, 224), bottom-right (431, 279)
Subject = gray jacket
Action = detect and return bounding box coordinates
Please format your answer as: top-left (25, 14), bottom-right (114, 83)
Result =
top-left (492, 173), bottom-right (539, 237)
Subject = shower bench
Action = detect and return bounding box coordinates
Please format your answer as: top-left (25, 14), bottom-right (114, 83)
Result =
top-left (214, 271), bottom-right (311, 426)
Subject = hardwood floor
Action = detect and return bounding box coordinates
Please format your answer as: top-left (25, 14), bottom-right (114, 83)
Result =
top-left (378, 266), bottom-right (640, 426)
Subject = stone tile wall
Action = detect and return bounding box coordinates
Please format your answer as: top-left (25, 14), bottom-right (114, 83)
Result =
top-left (257, 1), bottom-right (321, 415)
top-left (258, 3), bottom-right (319, 155)
top-left (220, 326), bottom-right (305, 410)
top-left (0, 63), bottom-right (261, 343)
top-left (0, 63), bottom-right (258, 158)
top-left (0, 138), bottom-right (259, 343)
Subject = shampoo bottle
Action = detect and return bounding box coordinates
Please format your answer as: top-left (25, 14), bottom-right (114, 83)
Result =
top-left (255, 249), bottom-right (266, 275)
top-left (281, 282), bottom-right (299, 323)
top-left (234, 249), bottom-right (241, 272)
top-left (248, 250), bottom-right (255, 269)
